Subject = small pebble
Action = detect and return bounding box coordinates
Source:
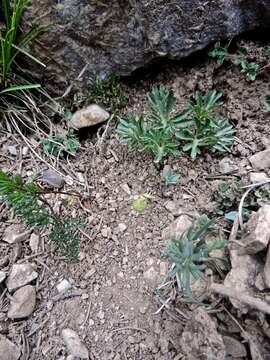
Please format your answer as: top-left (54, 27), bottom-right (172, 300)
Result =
top-left (57, 279), bottom-right (72, 293)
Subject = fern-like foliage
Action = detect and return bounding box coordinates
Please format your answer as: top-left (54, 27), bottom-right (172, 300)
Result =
top-left (208, 41), bottom-right (230, 65)
top-left (117, 113), bottom-right (146, 149)
top-left (49, 217), bottom-right (83, 260)
top-left (117, 85), bottom-right (188, 162)
top-left (117, 86), bottom-right (235, 162)
top-left (0, 170), bottom-right (83, 259)
top-left (41, 129), bottom-right (80, 158)
top-left (176, 90), bottom-right (235, 159)
top-left (234, 58), bottom-right (259, 81)
top-left (0, 170), bottom-right (49, 226)
top-left (166, 216), bottom-right (226, 297)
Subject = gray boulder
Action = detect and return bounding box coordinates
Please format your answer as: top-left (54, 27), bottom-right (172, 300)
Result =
top-left (25, 1), bottom-right (270, 93)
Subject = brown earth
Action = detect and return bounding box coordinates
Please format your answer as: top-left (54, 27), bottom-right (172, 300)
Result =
top-left (0, 37), bottom-right (270, 359)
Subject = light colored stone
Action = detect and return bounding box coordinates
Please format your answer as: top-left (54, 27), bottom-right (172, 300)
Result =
top-left (162, 214), bottom-right (192, 244)
top-left (22, 146), bottom-right (29, 156)
top-left (249, 149), bottom-right (270, 170)
top-left (0, 271), bottom-right (6, 284)
top-left (225, 247), bottom-right (261, 312)
top-left (41, 169), bottom-right (64, 188)
top-left (0, 335), bottom-right (20, 360)
top-left (120, 183), bottom-right (131, 195)
top-left (249, 172), bottom-right (270, 183)
top-left (164, 200), bottom-right (184, 216)
top-left (8, 285), bottom-right (36, 319)
top-left (101, 226), bottom-right (111, 238)
top-left (118, 223), bottom-right (127, 232)
top-left (29, 233), bottom-right (40, 253)
top-left (6, 263), bottom-right (38, 292)
top-left (159, 262), bottom-right (167, 276)
top-left (57, 279), bottom-right (72, 293)
top-left (3, 224), bottom-right (30, 244)
top-left (255, 273), bottom-right (266, 291)
top-left (242, 205), bottom-right (270, 254)
top-left (62, 328), bottom-right (89, 359)
top-left (0, 255), bottom-right (9, 269)
top-left (180, 308), bottom-right (226, 360)
top-left (69, 105), bottom-right (110, 129)
top-left (143, 266), bottom-right (159, 282)
top-left (7, 145), bottom-right (18, 156)
top-left (223, 336), bottom-right (247, 358)
top-left (219, 157), bottom-right (238, 174)
top-left (263, 245), bottom-right (270, 288)
top-left (83, 268), bottom-right (96, 279)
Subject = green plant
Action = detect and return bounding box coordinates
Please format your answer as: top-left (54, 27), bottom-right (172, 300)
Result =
top-left (166, 216), bottom-right (226, 297)
top-left (208, 41), bottom-right (230, 65)
top-left (0, 169), bottom-right (83, 259)
top-left (262, 97), bottom-right (270, 112)
top-left (41, 129), bottom-right (80, 157)
top-left (0, 0), bottom-right (44, 93)
top-left (234, 58), bottom-right (259, 81)
top-left (117, 85), bottom-right (189, 162)
top-left (215, 180), bottom-right (244, 215)
top-left (118, 87), bottom-right (235, 161)
top-left (213, 179), bottom-right (269, 220)
top-left (176, 90), bottom-right (235, 159)
top-left (88, 73), bottom-right (128, 113)
top-left (261, 46), bottom-right (270, 56)
top-left (163, 167), bottom-right (181, 185)
top-left (208, 41), bottom-right (270, 81)
top-left (132, 195), bottom-right (149, 213)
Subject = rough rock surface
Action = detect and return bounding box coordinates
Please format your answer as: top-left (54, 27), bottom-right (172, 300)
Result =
top-left (249, 149), bottom-right (270, 170)
top-left (223, 336), bottom-right (247, 358)
top-left (0, 271), bottom-right (6, 284)
top-left (180, 308), bottom-right (226, 360)
top-left (6, 263), bottom-right (38, 292)
top-left (162, 214), bottom-right (192, 244)
top-left (249, 172), bottom-right (270, 183)
top-left (0, 335), bottom-right (21, 360)
top-left (62, 328), bottom-right (89, 359)
top-left (224, 245), bottom-right (262, 312)
top-left (263, 245), bottom-right (270, 288)
top-left (241, 205), bottom-right (270, 254)
top-left (25, 1), bottom-right (270, 92)
top-left (219, 157), bottom-right (238, 174)
top-left (3, 224), bottom-right (30, 244)
top-left (8, 285), bottom-right (36, 319)
top-left (29, 233), bottom-right (40, 254)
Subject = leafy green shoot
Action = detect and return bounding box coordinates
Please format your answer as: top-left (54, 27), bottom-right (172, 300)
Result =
top-left (117, 87), bottom-right (235, 162)
top-left (166, 216), bottom-right (226, 297)
top-left (0, 169), bottom-right (83, 259)
top-left (163, 167), bottom-right (181, 185)
top-left (176, 90), bottom-right (235, 159)
top-left (234, 58), bottom-right (259, 81)
top-left (262, 97), bottom-right (270, 112)
top-left (41, 129), bottom-right (80, 158)
top-left (117, 85), bottom-right (189, 162)
top-left (208, 41), bottom-right (231, 65)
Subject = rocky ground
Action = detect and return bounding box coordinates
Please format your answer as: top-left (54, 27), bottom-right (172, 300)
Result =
top-left (1, 37), bottom-right (270, 360)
